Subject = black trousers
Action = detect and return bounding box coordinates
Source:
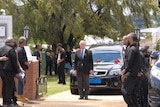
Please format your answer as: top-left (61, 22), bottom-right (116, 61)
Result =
top-left (122, 76), bottom-right (138, 107)
top-left (1, 70), bottom-right (15, 105)
top-left (45, 60), bottom-right (53, 75)
top-left (39, 62), bottom-right (41, 77)
top-left (77, 72), bottom-right (89, 98)
top-left (135, 76), bottom-right (148, 107)
top-left (142, 76), bottom-right (148, 107)
top-left (57, 64), bottom-right (65, 84)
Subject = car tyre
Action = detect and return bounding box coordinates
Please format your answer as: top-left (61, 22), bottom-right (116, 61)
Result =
top-left (70, 88), bottom-right (79, 95)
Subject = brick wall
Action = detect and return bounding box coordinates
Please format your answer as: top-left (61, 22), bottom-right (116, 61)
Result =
top-left (24, 61), bottom-right (39, 100)
top-left (0, 61), bottom-right (39, 100)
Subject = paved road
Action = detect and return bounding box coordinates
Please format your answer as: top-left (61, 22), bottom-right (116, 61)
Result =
top-left (20, 89), bottom-right (127, 107)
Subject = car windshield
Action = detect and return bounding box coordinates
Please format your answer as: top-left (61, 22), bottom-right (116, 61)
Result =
top-left (92, 51), bottom-right (121, 62)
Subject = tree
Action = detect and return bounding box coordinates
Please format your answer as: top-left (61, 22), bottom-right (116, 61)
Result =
top-left (0, 0), bottom-right (159, 44)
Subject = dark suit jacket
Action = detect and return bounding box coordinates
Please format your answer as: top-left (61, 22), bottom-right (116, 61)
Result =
top-left (125, 44), bottom-right (141, 77)
top-left (0, 45), bottom-right (19, 76)
top-left (74, 49), bottom-right (93, 74)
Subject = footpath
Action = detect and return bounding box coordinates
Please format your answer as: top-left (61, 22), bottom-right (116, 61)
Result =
top-left (0, 91), bottom-right (80, 107)
top-left (0, 90), bottom-right (126, 107)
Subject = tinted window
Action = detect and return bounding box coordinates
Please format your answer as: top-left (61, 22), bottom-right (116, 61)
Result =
top-left (92, 51), bottom-right (121, 62)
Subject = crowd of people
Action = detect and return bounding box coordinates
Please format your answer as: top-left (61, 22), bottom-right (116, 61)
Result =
top-left (0, 33), bottom-right (152, 106)
top-left (0, 37), bottom-right (73, 106)
top-left (121, 33), bottom-right (150, 107)
top-left (32, 43), bottom-right (73, 84)
top-left (0, 37), bottom-right (30, 107)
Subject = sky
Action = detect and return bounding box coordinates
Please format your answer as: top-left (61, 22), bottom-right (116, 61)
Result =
top-left (14, 0), bottom-right (24, 6)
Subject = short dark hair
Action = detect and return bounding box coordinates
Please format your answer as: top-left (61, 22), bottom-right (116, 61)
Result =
top-left (57, 43), bottom-right (62, 47)
top-left (130, 33), bottom-right (138, 42)
top-left (35, 44), bottom-right (40, 49)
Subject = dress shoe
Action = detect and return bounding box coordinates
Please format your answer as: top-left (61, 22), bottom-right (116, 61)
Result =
top-left (17, 95), bottom-right (28, 102)
top-left (57, 81), bottom-right (62, 84)
top-left (13, 102), bottom-right (19, 106)
top-left (84, 97), bottom-right (88, 100)
top-left (79, 97), bottom-right (83, 100)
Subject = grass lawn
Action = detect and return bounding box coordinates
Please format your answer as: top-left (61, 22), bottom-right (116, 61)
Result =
top-left (42, 75), bottom-right (70, 96)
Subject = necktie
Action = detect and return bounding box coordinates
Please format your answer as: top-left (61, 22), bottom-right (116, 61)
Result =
top-left (81, 49), bottom-right (84, 59)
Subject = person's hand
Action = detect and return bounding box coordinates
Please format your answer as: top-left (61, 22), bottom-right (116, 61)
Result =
top-left (21, 69), bottom-right (25, 73)
top-left (20, 67), bottom-right (25, 73)
top-left (73, 70), bottom-right (77, 76)
top-left (121, 74), bottom-right (126, 83)
top-left (0, 56), bottom-right (8, 61)
top-left (120, 70), bottom-right (123, 75)
top-left (46, 52), bottom-right (51, 56)
top-left (15, 73), bottom-right (19, 79)
top-left (39, 59), bottom-right (42, 63)
top-left (138, 72), bottom-right (143, 77)
top-left (57, 60), bottom-right (60, 65)
top-left (89, 70), bottom-right (94, 75)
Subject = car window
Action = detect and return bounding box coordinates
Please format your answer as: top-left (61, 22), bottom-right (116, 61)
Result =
top-left (92, 51), bottom-right (121, 62)
top-left (155, 62), bottom-right (160, 68)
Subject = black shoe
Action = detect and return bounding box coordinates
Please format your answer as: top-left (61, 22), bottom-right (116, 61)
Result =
top-left (84, 97), bottom-right (88, 100)
top-left (63, 83), bottom-right (66, 85)
top-left (79, 97), bottom-right (83, 100)
top-left (57, 82), bottom-right (62, 84)
top-left (13, 102), bottom-right (19, 106)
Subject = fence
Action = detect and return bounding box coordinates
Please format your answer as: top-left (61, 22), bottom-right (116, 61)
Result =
top-left (37, 77), bottom-right (47, 96)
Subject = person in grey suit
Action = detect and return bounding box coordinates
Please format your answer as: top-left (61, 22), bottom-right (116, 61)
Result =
top-left (73, 40), bottom-right (94, 100)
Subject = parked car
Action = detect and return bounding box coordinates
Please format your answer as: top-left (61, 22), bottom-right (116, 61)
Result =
top-left (148, 51), bottom-right (160, 107)
top-left (70, 44), bottom-right (123, 94)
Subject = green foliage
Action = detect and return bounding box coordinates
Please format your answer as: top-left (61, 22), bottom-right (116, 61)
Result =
top-left (0, 0), bottom-right (159, 46)
top-left (43, 76), bottom-right (70, 96)
top-left (155, 39), bottom-right (160, 51)
top-left (146, 33), bottom-right (152, 39)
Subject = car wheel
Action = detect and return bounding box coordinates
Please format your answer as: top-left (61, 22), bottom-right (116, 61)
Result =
top-left (70, 88), bottom-right (79, 95)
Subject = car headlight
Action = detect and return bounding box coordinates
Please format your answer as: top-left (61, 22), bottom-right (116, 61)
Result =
top-left (151, 66), bottom-right (160, 80)
top-left (108, 69), bottom-right (121, 75)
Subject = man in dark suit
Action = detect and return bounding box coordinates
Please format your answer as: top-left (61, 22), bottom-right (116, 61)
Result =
top-left (73, 40), bottom-right (94, 100)
top-left (122, 33), bottom-right (142, 107)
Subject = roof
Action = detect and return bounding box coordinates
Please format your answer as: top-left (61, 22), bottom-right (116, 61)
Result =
top-left (89, 44), bottom-right (123, 52)
top-left (89, 42), bottom-right (122, 49)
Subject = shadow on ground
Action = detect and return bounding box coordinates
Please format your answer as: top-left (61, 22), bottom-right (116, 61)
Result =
top-left (89, 89), bottom-right (121, 95)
